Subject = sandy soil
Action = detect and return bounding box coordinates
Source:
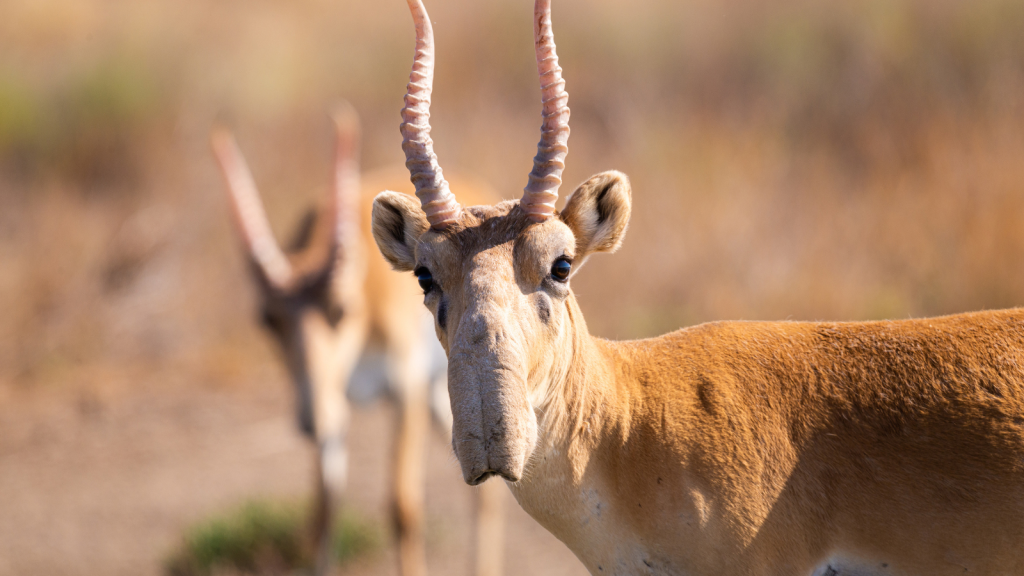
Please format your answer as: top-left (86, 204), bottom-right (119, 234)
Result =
top-left (0, 378), bottom-right (589, 576)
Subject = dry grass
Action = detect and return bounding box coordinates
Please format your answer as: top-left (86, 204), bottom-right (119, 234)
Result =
top-left (1, 0), bottom-right (1023, 386)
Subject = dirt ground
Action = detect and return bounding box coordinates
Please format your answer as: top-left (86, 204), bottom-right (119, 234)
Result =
top-left (0, 377), bottom-right (589, 576)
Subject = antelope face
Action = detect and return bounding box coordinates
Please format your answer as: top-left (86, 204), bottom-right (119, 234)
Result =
top-left (211, 104), bottom-right (364, 488)
top-left (372, 173), bottom-right (631, 484)
top-left (257, 271), bottom-right (358, 441)
top-left (378, 0), bottom-right (630, 483)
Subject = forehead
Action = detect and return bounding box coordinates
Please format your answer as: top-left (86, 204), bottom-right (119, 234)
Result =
top-left (417, 202), bottom-right (576, 265)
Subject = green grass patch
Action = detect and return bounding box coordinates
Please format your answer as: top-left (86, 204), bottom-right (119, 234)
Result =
top-left (165, 499), bottom-right (382, 576)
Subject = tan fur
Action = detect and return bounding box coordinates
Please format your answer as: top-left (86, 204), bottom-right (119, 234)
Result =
top-left (372, 171), bottom-right (1024, 576)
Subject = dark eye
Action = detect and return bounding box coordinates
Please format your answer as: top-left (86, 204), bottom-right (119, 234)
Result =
top-left (414, 267), bottom-right (434, 293)
top-left (551, 257), bottom-right (571, 282)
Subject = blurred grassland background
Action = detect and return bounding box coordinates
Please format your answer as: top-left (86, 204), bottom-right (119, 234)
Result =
top-left (2, 0), bottom-right (1024, 392)
top-left (1, 0), bottom-right (1024, 573)
top-left (3, 0), bottom-right (1024, 396)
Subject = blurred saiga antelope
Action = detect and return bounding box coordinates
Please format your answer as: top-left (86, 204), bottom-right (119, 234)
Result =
top-left (210, 104), bottom-right (505, 576)
top-left (371, 0), bottom-right (1024, 574)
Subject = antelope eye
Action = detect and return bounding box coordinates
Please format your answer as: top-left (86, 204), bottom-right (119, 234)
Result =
top-left (414, 267), bottom-right (434, 293)
top-left (551, 257), bottom-right (571, 282)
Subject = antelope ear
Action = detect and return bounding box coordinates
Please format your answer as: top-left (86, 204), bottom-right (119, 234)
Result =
top-left (560, 171), bottom-right (632, 258)
top-left (371, 191), bottom-right (430, 271)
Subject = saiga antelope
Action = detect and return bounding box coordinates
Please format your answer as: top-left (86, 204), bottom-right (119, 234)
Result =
top-left (210, 104), bottom-right (506, 576)
top-left (371, 0), bottom-right (1024, 574)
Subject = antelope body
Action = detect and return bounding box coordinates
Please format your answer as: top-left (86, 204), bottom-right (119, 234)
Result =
top-left (370, 1), bottom-right (1024, 575)
top-left (512, 305), bottom-right (1024, 575)
top-left (211, 106), bottom-right (505, 576)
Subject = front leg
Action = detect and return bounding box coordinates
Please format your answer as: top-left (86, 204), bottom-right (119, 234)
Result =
top-left (389, 342), bottom-right (430, 576)
top-left (311, 435), bottom-right (348, 576)
top-left (474, 479), bottom-right (507, 576)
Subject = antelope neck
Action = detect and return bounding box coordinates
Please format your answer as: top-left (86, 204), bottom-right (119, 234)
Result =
top-left (510, 293), bottom-right (633, 527)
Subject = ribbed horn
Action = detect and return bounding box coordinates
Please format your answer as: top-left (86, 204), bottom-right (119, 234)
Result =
top-left (329, 102), bottom-right (361, 263)
top-left (400, 0), bottom-right (461, 230)
top-left (521, 0), bottom-right (570, 222)
top-left (210, 128), bottom-right (294, 289)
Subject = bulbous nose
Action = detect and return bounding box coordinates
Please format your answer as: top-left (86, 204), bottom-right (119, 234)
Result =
top-left (447, 303), bottom-right (535, 486)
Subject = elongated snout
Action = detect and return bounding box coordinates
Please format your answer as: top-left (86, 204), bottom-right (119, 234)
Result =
top-left (448, 308), bottom-right (537, 484)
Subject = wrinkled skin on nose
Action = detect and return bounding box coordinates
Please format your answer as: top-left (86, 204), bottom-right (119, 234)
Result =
top-left (447, 251), bottom-right (538, 484)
